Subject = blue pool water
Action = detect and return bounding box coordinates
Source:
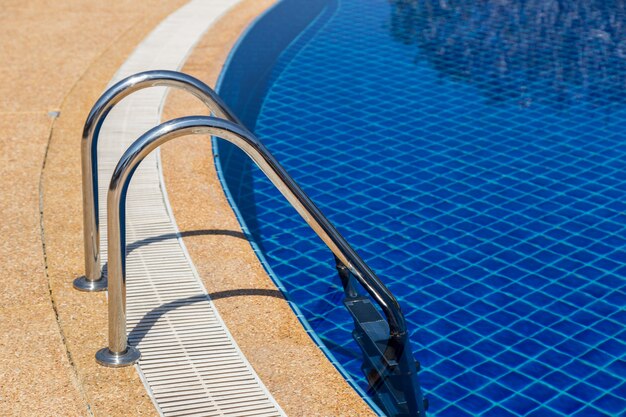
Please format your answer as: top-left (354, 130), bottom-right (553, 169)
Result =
top-left (218, 0), bottom-right (626, 415)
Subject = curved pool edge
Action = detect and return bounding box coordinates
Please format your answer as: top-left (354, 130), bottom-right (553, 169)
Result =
top-left (213, 0), bottom-right (386, 415)
top-left (157, 0), bottom-right (379, 415)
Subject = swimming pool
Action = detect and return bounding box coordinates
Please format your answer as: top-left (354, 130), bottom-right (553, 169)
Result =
top-left (217, 0), bottom-right (626, 415)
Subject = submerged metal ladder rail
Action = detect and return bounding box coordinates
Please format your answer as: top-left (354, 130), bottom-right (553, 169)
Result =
top-left (77, 71), bottom-right (426, 417)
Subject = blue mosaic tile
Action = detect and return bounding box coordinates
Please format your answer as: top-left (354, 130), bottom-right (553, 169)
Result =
top-left (217, 0), bottom-right (626, 415)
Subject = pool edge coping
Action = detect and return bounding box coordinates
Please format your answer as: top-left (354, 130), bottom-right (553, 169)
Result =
top-left (212, 0), bottom-right (386, 415)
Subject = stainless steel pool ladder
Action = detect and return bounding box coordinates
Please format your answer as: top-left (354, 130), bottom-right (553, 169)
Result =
top-left (77, 71), bottom-right (427, 417)
top-left (74, 70), bottom-right (240, 292)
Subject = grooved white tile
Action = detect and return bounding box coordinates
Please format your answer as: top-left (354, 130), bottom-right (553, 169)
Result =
top-left (96, 1), bottom-right (285, 415)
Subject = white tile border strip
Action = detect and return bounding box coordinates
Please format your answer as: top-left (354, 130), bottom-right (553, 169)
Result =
top-left (97, 1), bottom-right (285, 415)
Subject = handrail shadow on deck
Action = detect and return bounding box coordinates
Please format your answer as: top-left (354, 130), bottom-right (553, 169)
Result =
top-left (128, 289), bottom-right (284, 346)
top-left (97, 228), bottom-right (248, 278)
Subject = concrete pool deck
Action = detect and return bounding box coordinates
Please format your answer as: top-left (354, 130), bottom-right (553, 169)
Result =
top-left (1, 1), bottom-right (187, 414)
top-left (1, 0), bottom-right (375, 415)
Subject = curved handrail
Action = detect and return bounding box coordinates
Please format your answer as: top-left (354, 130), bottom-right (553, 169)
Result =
top-left (96, 116), bottom-right (410, 367)
top-left (75, 70), bottom-right (242, 291)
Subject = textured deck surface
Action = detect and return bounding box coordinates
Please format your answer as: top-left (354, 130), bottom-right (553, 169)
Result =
top-left (1, 0), bottom-right (193, 415)
top-left (2, 0), bottom-right (380, 414)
